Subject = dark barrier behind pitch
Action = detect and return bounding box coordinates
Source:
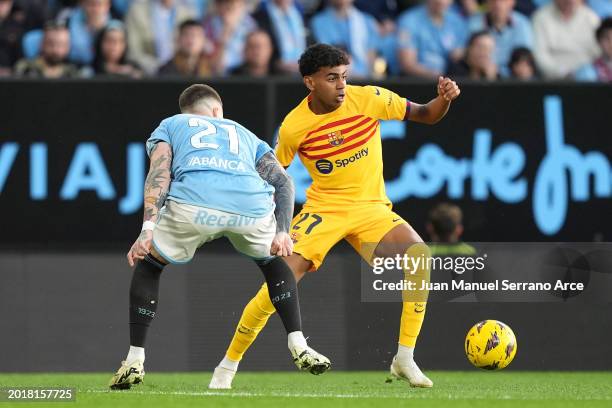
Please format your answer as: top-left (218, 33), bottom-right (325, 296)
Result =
top-left (1, 80), bottom-right (611, 247)
top-left (1, 250), bottom-right (611, 372)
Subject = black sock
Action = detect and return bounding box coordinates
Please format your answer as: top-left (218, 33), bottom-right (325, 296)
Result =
top-left (256, 257), bottom-right (302, 333)
top-left (129, 254), bottom-right (164, 347)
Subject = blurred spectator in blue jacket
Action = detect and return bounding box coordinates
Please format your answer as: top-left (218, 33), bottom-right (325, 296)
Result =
top-left (354, 0), bottom-right (402, 76)
top-left (252, 0), bottom-right (306, 75)
top-left (125, 0), bottom-right (195, 74)
top-left (575, 17), bottom-right (612, 82)
top-left (310, 0), bottom-right (379, 77)
top-left (397, 0), bottom-right (468, 78)
top-left (202, 0), bottom-right (256, 74)
top-left (468, 0), bottom-right (533, 77)
top-left (66, 0), bottom-right (111, 65)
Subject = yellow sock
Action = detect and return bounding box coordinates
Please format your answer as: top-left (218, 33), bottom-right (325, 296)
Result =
top-left (226, 283), bottom-right (276, 361)
top-left (399, 242), bottom-right (431, 347)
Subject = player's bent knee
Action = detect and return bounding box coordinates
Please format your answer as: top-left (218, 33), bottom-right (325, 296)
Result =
top-left (284, 253), bottom-right (314, 280)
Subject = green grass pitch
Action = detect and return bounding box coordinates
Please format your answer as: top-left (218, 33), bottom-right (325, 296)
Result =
top-left (1, 371), bottom-right (611, 407)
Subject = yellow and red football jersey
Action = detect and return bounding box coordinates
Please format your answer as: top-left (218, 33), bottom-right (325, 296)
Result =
top-left (276, 85), bottom-right (408, 209)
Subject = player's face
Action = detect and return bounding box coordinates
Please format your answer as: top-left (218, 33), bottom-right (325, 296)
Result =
top-left (306, 65), bottom-right (348, 110)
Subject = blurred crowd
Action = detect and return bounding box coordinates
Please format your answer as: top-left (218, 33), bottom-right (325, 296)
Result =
top-left (1, 0), bottom-right (611, 81)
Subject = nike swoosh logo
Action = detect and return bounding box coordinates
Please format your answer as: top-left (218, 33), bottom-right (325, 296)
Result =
top-left (375, 88), bottom-right (381, 95)
top-left (392, 218), bottom-right (401, 222)
top-left (237, 325), bottom-right (252, 334)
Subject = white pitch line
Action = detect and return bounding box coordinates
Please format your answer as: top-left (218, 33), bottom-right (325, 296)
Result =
top-left (85, 389), bottom-right (386, 399)
top-left (83, 389), bottom-right (612, 401)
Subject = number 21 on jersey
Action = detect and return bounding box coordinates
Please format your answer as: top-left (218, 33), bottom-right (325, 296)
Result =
top-left (188, 117), bottom-right (239, 154)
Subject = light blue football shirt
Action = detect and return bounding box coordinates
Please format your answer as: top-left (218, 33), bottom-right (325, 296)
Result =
top-left (397, 5), bottom-right (468, 74)
top-left (310, 6), bottom-right (380, 77)
top-left (146, 114), bottom-right (275, 217)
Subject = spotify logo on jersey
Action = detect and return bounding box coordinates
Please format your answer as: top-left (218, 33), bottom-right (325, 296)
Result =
top-left (315, 159), bottom-right (333, 174)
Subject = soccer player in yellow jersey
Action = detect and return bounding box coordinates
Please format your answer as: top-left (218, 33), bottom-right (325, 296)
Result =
top-left (209, 44), bottom-right (461, 389)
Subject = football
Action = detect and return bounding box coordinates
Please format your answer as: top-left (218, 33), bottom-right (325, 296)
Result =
top-left (465, 320), bottom-right (517, 370)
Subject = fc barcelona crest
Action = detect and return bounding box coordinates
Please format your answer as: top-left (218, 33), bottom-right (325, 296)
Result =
top-left (328, 130), bottom-right (344, 146)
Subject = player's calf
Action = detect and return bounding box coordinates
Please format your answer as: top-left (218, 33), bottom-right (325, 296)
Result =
top-left (110, 255), bottom-right (163, 389)
top-left (129, 254), bottom-right (164, 347)
top-left (258, 257), bottom-right (332, 375)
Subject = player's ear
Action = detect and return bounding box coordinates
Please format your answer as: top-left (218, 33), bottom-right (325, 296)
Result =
top-left (212, 105), bottom-right (223, 118)
top-left (303, 76), bottom-right (314, 92)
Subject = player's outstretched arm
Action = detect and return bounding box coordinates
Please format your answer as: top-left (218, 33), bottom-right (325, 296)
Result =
top-left (406, 76), bottom-right (461, 125)
top-left (127, 142), bottom-right (173, 266)
top-left (256, 152), bottom-right (295, 256)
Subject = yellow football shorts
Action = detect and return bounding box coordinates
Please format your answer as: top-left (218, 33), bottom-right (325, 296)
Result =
top-left (289, 203), bottom-right (407, 270)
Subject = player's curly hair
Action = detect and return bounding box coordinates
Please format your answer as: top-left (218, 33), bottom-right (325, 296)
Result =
top-left (298, 44), bottom-right (350, 77)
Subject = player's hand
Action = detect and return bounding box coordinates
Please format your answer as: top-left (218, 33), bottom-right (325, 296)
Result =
top-left (127, 230), bottom-right (153, 267)
top-left (437, 76), bottom-right (460, 102)
top-left (270, 232), bottom-right (294, 257)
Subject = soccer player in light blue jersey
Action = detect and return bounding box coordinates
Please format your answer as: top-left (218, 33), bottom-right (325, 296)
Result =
top-left (109, 84), bottom-right (330, 390)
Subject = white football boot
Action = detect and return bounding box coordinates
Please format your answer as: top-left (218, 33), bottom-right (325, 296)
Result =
top-left (109, 360), bottom-right (145, 390)
top-left (389, 355), bottom-right (433, 388)
top-left (208, 366), bottom-right (236, 390)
